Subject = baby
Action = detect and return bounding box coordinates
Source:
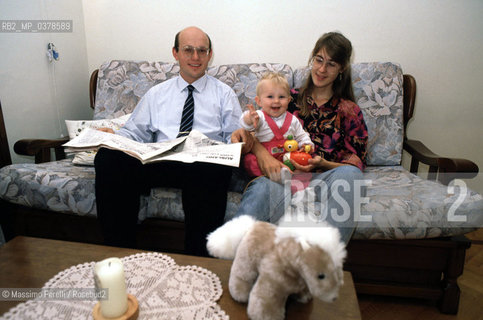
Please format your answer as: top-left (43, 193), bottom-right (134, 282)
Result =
top-left (240, 72), bottom-right (314, 177)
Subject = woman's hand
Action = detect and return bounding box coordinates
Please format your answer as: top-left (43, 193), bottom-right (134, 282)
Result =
top-left (291, 155), bottom-right (346, 172)
top-left (290, 155), bottom-right (323, 172)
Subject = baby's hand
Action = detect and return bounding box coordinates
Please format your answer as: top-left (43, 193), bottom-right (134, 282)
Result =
top-left (246, 104), bottom-right (259, 129)
top-left (300, 144), bottom-right (312, 153)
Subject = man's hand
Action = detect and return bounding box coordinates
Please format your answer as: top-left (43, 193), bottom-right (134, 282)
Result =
top-left (231, 128), bottom-right (254, 154)
top-left (97, 127), bottom-right (115, 134)
top-left (251, 140), bottom-right (290, 182)
top-left (258, 153), bottom-right (289, 182)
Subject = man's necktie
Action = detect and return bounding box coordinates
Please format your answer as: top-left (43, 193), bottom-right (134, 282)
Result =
top-left (177, 85), bottom-right (195, 137)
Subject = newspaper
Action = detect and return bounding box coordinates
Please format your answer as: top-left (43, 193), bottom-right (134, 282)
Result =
top-left (63, 128), bottom-right (242, 167)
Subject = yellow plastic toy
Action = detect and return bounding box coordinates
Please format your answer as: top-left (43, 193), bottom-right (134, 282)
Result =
top-left (282, 135), bottom-right (312, 170)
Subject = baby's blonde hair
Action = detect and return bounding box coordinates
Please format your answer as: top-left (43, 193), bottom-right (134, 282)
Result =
top-left (256, 72), bottom-right (291, 97)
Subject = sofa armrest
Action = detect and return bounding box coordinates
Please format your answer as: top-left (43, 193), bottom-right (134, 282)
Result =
top-left (403, 139), bottom-right (478, 184)
top-left (14, 138), bottom-right (69, 163)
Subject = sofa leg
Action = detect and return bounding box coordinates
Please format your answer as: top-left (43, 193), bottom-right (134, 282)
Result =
top-left (438, 279), bottom-right (461, 314)
top-left (0, 200), bottom-right (17, 242)
top-left (437, 235), bottom-right (471, 314)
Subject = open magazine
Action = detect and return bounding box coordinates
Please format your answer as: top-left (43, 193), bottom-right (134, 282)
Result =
top-left (63, 128), bottom-right (243, 167)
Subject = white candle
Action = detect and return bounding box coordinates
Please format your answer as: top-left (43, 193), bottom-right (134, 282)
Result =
top-left (94, 257), bottom-right (128, 318)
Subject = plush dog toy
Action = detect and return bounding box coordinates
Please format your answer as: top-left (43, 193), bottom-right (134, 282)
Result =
top-left (206, 215), bottom-right (346, 320)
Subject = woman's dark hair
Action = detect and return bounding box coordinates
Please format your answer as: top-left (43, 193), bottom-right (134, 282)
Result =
top-left (298, 32), bottom-right (354, 116)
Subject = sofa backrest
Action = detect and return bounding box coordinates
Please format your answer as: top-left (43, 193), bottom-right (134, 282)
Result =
top-left (93, 61), bottom-right (293, 120)
top-left (294, 62), bottom-right (404, 166)
top-left (93, 60), bottom-right (403, 166)
top-left (93, 61), bottom-right (180, 120)
top-left (208, 63), bottom-right (293, 111)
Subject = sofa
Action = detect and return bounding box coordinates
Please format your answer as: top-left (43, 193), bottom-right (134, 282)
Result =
top-left (1, 60), bottom-right (482, 314)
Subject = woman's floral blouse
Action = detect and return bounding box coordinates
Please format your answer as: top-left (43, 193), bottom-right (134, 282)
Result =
top-left (289, 90), bottom-right (368, 171)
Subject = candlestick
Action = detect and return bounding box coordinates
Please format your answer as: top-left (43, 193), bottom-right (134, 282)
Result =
top-left (94, 257), bottom-right (128, 318)
top-left (93, 294), bottom-right (139, 320)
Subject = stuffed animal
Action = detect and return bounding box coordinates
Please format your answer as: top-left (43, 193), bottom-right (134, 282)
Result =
top-left (206, 215), bottom-right (346, 320)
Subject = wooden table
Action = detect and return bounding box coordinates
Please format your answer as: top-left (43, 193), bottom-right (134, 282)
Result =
top-left (0, 236), bottom-right (361, 319)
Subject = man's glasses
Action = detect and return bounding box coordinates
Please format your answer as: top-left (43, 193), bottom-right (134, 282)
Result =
top-left (311, 56), bottom-right (339, 72)
top-left (180, 46), bottom-right (210, 58)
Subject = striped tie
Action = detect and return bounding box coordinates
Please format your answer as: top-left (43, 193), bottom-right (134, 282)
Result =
top-left (177, 85), bottom-right (195, 137)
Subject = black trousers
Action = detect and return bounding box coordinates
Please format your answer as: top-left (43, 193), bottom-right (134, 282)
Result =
top-left (94, 148), bottom-right (232, 256)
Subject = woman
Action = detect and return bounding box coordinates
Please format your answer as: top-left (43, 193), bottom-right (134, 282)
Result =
top-left (235, 32), bottom-right (368, 243)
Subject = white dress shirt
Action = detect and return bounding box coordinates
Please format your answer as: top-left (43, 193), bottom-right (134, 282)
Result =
top-left (117, 74), bottom-right (242, 143)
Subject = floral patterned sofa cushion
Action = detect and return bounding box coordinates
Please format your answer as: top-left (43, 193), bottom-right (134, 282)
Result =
top-left (1, 61), bottom-right (482, 240)
top-left (355, 166), bottom-right (483, 239)
top-left (0, 159), bottom-right (244, 222)
top-left (294, 62), bottom-right (403, 166)
top-left (1, 160), bottom-right (482, 240)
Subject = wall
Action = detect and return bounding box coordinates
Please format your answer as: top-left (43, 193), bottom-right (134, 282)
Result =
top-left (0, 0), bottom-right (91, 164)
top-left (82, 0), bottom-right (482, 193)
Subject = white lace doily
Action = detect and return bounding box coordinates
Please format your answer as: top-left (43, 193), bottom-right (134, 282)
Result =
top-left (1, 252), bottom-right (228, 320)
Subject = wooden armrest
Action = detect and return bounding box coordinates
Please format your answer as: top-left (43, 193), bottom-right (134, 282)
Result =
top-left (14, 138), bottom-right (69, 163)
top-left (403, 139), bottom-right (478, 184)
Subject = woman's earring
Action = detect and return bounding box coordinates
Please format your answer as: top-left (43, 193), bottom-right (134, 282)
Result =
top-left (339, 73), bottom-right (342, 81)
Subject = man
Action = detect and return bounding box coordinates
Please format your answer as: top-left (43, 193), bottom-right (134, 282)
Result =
top-left (94, 26), bottom-right (248, 256)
